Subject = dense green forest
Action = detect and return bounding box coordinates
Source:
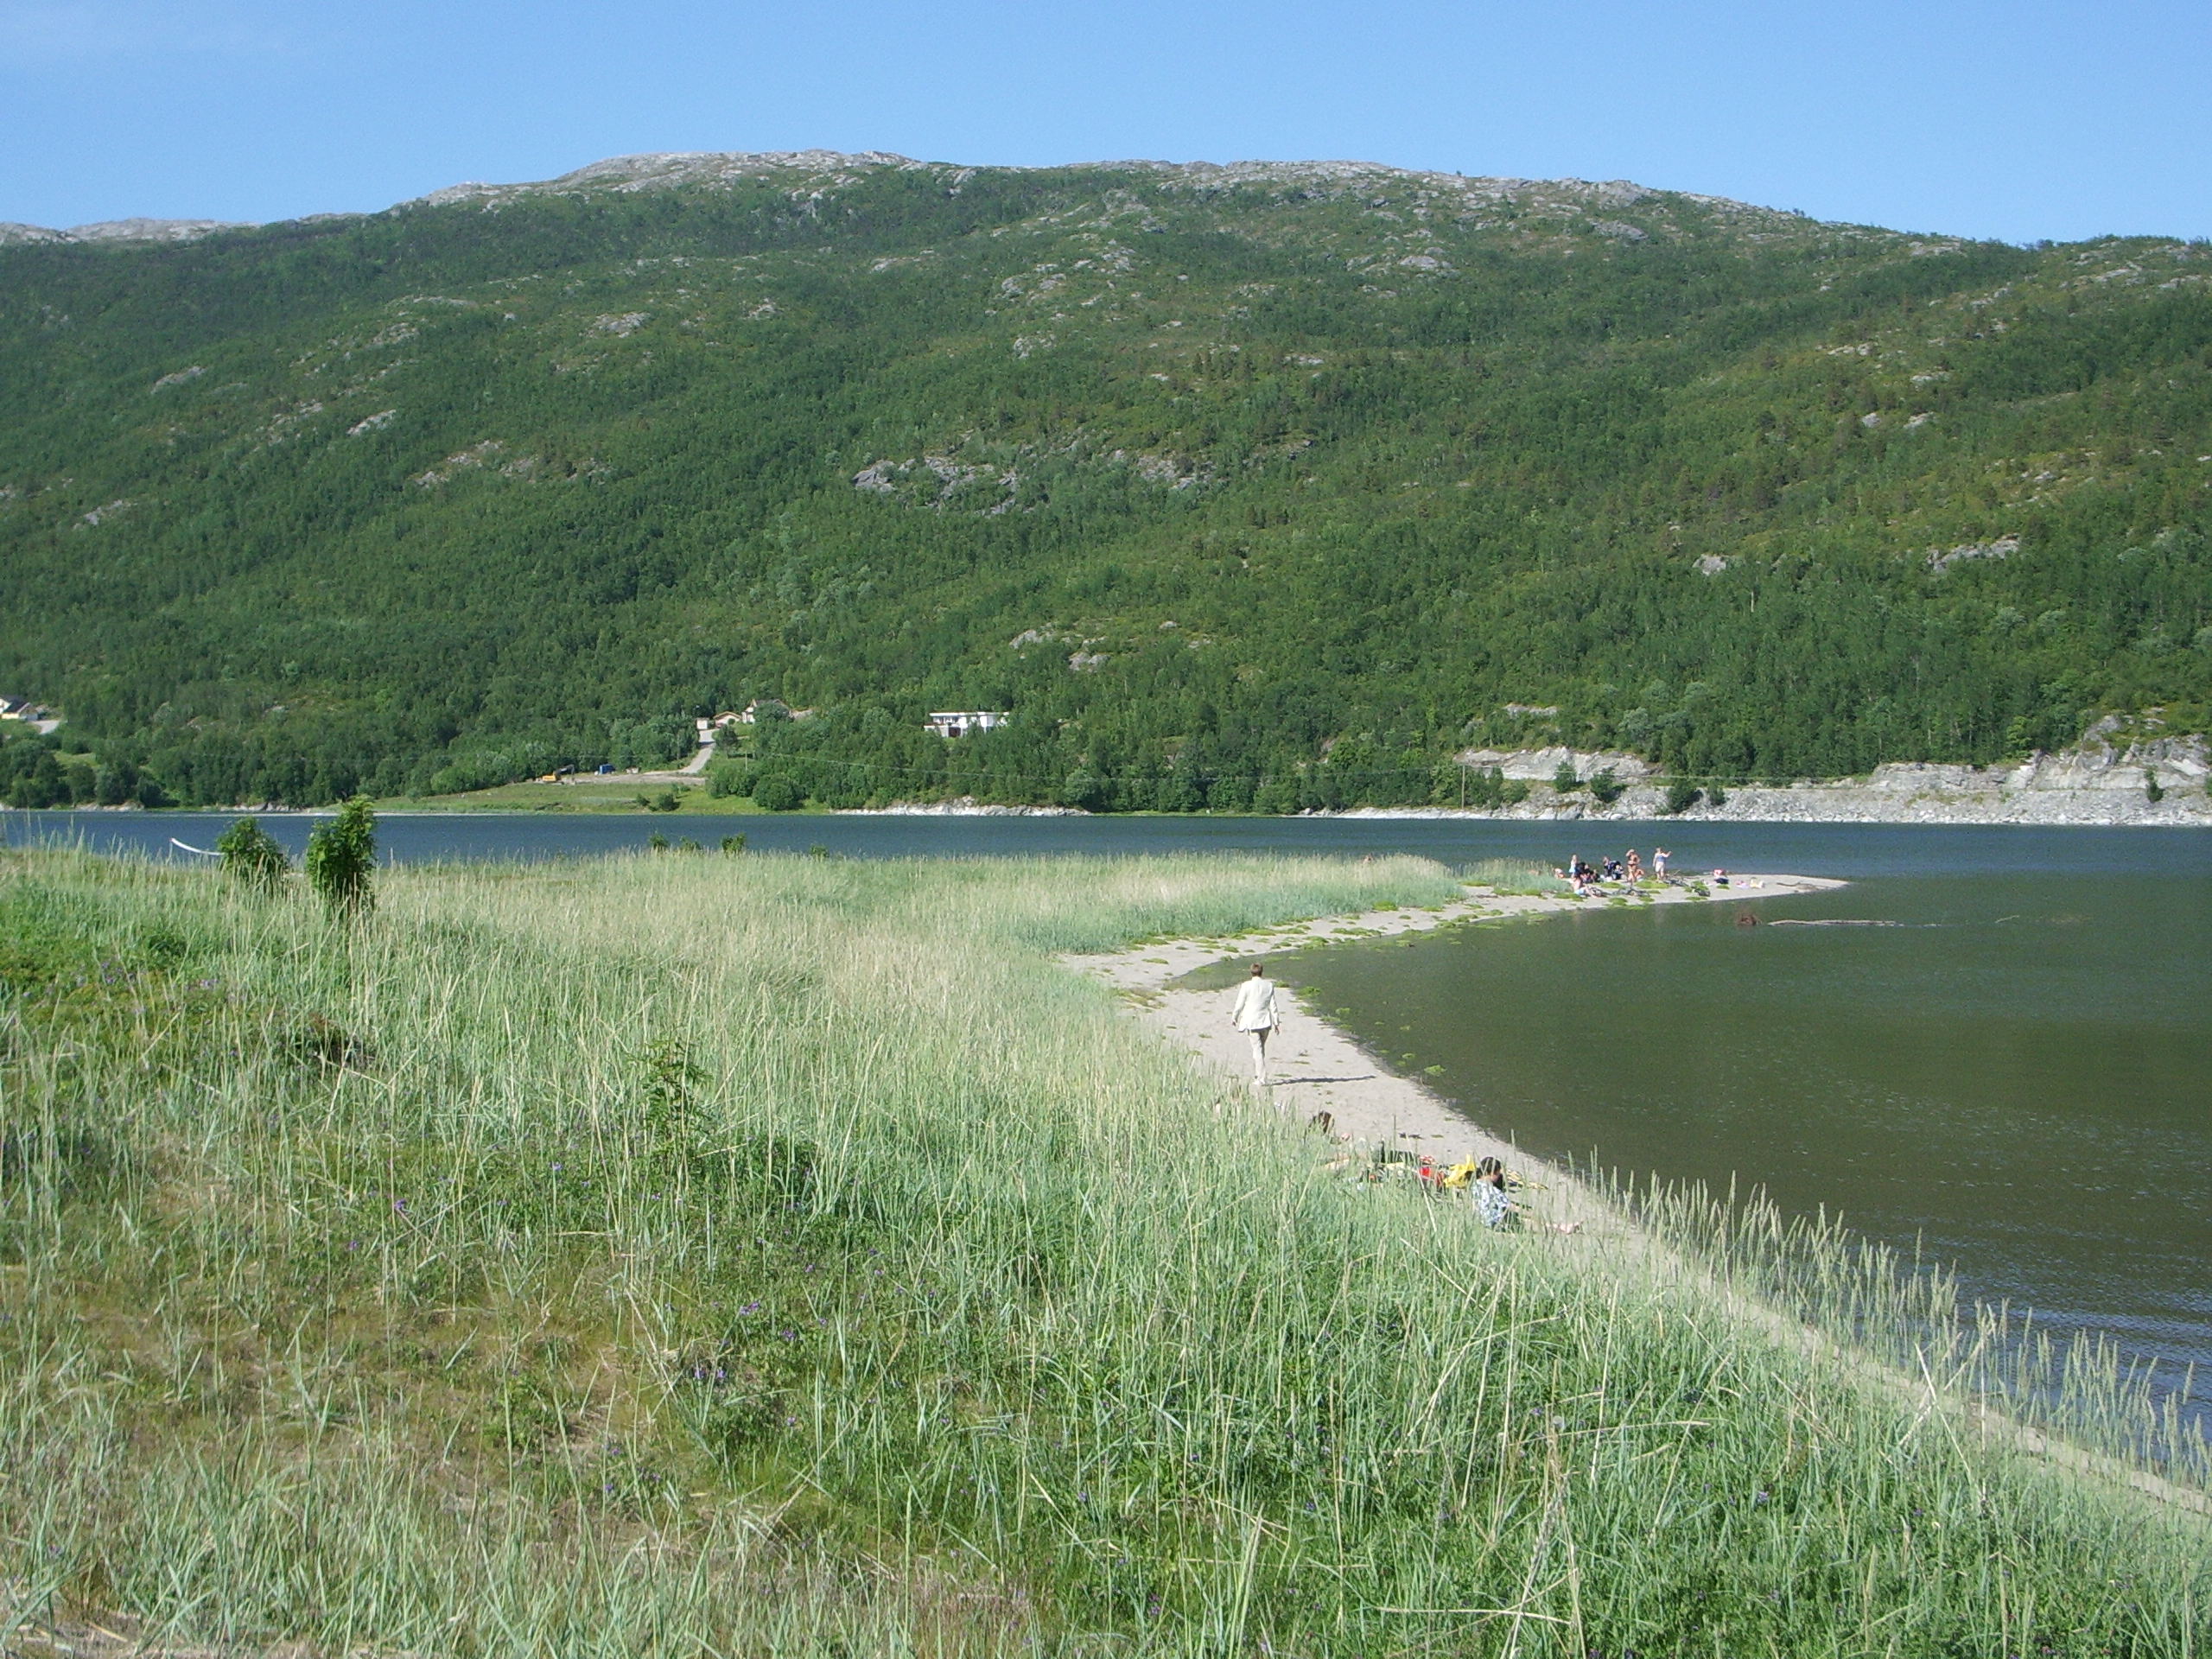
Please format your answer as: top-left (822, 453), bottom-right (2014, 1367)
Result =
top-left (2, 154), bottom-right (2208, 808)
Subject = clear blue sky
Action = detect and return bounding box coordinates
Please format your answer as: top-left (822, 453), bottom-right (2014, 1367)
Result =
top-left (3, 0), bottom-right (2204, 242)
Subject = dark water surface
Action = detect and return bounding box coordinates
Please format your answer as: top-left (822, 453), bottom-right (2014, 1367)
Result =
top-left (9, 810), bottom-right (2210, 1410)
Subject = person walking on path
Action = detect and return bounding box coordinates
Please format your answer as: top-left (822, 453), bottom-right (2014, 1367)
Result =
top-left (1230, 962), bottom-right (1281, 1089)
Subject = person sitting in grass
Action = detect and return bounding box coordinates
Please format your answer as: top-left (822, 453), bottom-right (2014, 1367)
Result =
top-left (1471, 1158), bottom-right (1514, 1228)
top-left (1472, 1157), bottom-right (1581, 1234)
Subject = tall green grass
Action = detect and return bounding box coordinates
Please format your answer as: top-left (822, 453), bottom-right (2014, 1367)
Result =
top-left (1607, 1172), bottom-right (2212, 1495)
top-left (2, 847), bottom-right (2206, 1656)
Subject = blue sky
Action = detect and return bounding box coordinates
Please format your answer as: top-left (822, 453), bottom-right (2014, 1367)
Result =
top-left (2, 0), bottom-right (2204, 242)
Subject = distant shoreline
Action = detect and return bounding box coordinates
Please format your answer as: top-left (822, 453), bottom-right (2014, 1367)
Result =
top-left (1318, 794), bottom-right (2212, 828)
top-left (7, 797), bottom-right (2210, 827)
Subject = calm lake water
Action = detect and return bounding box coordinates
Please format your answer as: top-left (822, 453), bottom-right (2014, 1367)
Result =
top-left (9, 810), bottom-right (2210, 1414)
top-left (1293, 862), bottom-right (2212, 1416)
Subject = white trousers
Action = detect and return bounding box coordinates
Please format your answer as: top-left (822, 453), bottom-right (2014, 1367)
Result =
top-left (1244, 1026), bottom-right (1273, 1083)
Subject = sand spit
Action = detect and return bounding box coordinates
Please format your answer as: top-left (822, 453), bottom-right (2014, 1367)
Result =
top-left (1067, 869), bottom-right (2212, 1521)
top-left (1065, 873), bottom-right (1840, 1235)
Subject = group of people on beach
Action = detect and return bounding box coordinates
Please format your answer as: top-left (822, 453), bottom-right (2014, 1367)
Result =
top-left (1556, 846), bottom-right (1674, 895)
top-left (1228, 960), bottom-right (1561, 1231)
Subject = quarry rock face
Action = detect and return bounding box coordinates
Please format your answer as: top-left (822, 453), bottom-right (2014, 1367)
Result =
top-left (1457, 747), bottom-right (1653, 781)
top-left (1386, 732), bottom-right (2212, 825)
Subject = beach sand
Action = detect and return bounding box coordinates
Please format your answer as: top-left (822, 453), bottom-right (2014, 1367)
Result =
top-left (1065, 873), bottom-right (1844, 1235)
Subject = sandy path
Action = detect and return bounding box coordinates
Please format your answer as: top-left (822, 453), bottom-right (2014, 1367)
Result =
top-left (1064, 874), bottom-right (1842, 1235)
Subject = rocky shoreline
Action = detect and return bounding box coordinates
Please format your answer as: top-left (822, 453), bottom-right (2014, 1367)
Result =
top-left (1416, 731), bottom-right (2212, 827)
top-left (861, 798), bottom-right (1089, 817)
top-left (1326, 775), bottom-right (2211, 828)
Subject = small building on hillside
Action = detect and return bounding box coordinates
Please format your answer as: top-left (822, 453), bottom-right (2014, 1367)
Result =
top-left (718, 700), bottom-right (815, 727)
top-left (925, 710), bottom-right (1008, 739)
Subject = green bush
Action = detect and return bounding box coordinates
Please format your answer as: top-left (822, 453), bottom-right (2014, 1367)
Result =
top-left (1588, 766), bottom-right (1624, 804)
top-left (752, 773), bottom-right (804, 812)
top-left (215, 816), bottom-right (291, 891)
top-left (1447, 765), bottom-right (1529, 810)
top-left (1552, 760), bottom-right (1581, 794)
top-left (1662, 780), bottom-right (1704, 816)
top-left (303, 796), bottom-right (377, 918)
top-left (704, 759), bottom-right (753, 798)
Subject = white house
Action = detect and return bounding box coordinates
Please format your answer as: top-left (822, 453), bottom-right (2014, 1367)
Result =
top-left (925, 710), bottom-right (1008, 739)
top-left (721, 700), bottom-right (814, 726)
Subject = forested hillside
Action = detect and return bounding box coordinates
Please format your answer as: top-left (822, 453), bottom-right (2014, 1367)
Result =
top-left (2, 151), bottom-right (2208, 808)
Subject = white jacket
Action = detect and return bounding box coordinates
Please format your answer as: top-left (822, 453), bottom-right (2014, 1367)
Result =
top-left (1230, 976), bottom-right (1279, 1032)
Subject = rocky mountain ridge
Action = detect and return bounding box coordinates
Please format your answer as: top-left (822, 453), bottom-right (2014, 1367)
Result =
top-left (412, 148), bottom-right (1800, 219)
top-left (0, 216), bottom-right (254, 246)
top-left (1, 149), bottom-right (1833, 247)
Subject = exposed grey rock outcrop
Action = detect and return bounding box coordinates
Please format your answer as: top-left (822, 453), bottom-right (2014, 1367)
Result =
top-left (69, 218), bottom-right (250, 242)
top-left (0, 217), bottom-right (252, 245)
top-left (1456, 746), bottom-right (1653, 781)
top-left (413, 150), bottom-right (928, 208)
top-left (16, 151), bottom-right (1839, 255)
top-left (397, 150), bottom-right (1808, 233)
top-left (1927, 533), bottom-right (2019, 574)
top-left (865, 799), bottom-right (1089, 816)
top-left (1364, 729), bottom-right (2212, 825)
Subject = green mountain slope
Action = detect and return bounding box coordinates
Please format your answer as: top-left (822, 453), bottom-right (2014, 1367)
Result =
top-left (2, 152), bottom-right (2208, 808)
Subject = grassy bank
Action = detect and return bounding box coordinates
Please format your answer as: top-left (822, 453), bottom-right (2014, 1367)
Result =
top-left (3, 848), bottom-right (2206, 1657)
